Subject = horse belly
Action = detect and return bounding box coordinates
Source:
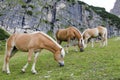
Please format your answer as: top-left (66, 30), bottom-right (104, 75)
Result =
top-left (15, 43), bottom-right (29, 52)
top-left (58, 34), bottom-right (67, 41)
top-left (15, 37), bottom-right (31, 52)
top-left (90, 29), bottom-right (99, 37)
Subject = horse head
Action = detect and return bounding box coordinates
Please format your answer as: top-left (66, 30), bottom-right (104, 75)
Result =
top-left (54, 48), bottom-right (65, 67)
top-left (79, 37), bottom-right (84, 52)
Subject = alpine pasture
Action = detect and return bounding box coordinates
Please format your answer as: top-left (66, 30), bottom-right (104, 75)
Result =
top-left (0, 37), bottom-right (120, 80)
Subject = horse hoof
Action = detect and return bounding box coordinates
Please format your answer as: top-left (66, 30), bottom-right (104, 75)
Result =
top-left (59, 63), bottom-right (64, 67)
top-left (7, 71), bottom-right (10, 74)
top-left (21, 69), bottom-right (26, 73)
top-left (2, 70), bottom-right (6, 73)
top-left (32, 71), bottom-right (37, 74)
top-left (31, 70), bottom-right (37, 74)
top-left (80, 48), bottom-right (84, 52)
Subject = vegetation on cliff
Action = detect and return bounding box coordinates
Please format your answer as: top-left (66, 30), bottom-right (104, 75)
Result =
top-left (0, 28), bottom-right (9, 40)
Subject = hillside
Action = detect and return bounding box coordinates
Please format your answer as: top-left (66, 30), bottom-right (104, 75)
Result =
top-left (0, 0), bottom-right (120, 36)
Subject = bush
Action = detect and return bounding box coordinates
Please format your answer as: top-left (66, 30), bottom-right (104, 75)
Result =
top-left (0, 28), bottom-right (10, 40)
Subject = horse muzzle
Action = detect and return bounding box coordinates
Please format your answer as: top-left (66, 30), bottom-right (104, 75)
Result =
top-left (80, 48), bottom-right (84, 52)
top-left (59, 61), bottom-right (64, 67)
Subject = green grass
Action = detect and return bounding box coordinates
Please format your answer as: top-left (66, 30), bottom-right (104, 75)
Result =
top-left (0, 37), bottom-right (120, 80)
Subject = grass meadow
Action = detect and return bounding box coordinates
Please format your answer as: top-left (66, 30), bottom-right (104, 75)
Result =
top-left (0, 37), bottom-right (120, 80)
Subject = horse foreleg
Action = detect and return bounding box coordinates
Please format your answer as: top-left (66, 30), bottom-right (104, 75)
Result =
top-left (91, 39), bottom-right (94, 48)
top-left (84, 39), bottom-right (88, 48)
top-left (31, 52), bottom-right (39, 74)
top-left (103, 37), bottom-right (107, 47)
top-left (21, 49), bottom-right (34, 73)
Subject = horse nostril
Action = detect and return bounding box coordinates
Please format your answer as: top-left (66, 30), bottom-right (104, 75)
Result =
top-left (59, 61), bottom-right (64, 67)
top-left (80, 48), bottom-right (84, 52)
top-left (59, 63), bottom-right (64, 67)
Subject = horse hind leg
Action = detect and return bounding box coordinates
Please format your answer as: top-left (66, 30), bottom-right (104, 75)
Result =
top-left (103, 37), bottom-right (107, 47)
top-left (100, 34), bottom-right (106, 47)
top-left (2, 45), bottom-right (16, 74)
top-left (104, 32), bottom-right (108, 46)
top-left (9, 46), bottom-right (18, 58)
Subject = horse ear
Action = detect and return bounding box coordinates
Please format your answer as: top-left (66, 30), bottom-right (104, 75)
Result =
top-left (60, 48), bottom-right (65, 58)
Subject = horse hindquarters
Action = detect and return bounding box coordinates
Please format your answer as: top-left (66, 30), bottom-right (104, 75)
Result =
top-left (2, 36), bottom-right (16, 74)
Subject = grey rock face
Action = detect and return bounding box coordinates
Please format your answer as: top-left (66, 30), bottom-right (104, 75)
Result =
top-left (110, 0), bottom-right (120, 17)
top-left (0, 0), bottom-right (118, 37)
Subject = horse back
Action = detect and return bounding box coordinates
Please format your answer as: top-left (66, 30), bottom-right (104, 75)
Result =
top-left (56, 27), bottom-right (81, 41)
top-left (7, 33), bottom-right (40, 51)
top-left (83, 28), bottom-right (99, 38)
top-left (56, 29), bottom-right (70, 41)
top-left (97, 26), bottom-right (107, 33)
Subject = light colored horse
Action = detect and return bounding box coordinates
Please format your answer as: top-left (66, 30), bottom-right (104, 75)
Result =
top-left (82, 26), bottom-right (107, 48)
top-left (2, 32), bottom-right (65, 74)
top-left (55, 26), bottom-right (84, 53)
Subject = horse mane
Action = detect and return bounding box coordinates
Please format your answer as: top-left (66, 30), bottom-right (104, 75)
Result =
top-left (71, 27), bottom-right (82, 37)
top-left (74, 27), bottom-right (82, 34)
top-left (39, 31), bottom-right (62, 49)
top-left (55, 29), bottom-right (60, 40)
top-left (82, 28), bottom-right (89, 36)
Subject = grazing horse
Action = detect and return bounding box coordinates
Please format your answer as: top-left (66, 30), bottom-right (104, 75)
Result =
top-left (2, 32), bottom-right (65, 74)
top-left (55, 26), bottom-right (84, 53)
top-left (82, 26), bottom-right (107, 48)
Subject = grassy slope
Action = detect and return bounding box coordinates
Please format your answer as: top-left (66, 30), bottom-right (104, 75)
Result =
top-left (0, 38), bottom-right (120, 80)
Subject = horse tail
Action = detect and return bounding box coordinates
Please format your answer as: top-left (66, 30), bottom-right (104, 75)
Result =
top-left (3, 33), bottom-right (19, 73)
top-left (5, 34), bottom-right (17, 57)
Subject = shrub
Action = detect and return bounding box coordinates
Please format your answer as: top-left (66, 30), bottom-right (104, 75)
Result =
top-left (0, 28), bottom-right (10, 40)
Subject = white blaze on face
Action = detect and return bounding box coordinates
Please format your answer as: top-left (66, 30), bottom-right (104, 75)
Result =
top-left (79, 37), bottom-right (84, 47)
top-left (80, 38), bottom-right (84, 46)
top-left (61, 48), bottom-right (65, 58)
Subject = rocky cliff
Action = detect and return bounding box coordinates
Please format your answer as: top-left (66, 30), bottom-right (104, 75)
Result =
top-left (0, 0), bottom-right (120, 37)
top-left (110, 0), bottom-right (120, 17)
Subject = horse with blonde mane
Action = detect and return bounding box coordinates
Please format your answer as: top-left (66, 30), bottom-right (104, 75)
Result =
top-left (55, 26), bottom-right (84, 53)
top-left (82, 26), bottom-right (107, 48)
top-left (2, 32), bottom-right (65, 74)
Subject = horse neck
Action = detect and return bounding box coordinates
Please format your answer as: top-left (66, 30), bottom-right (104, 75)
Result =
top-left (74, 30), bottom-right (82, 41)
top-left (44, 41), bottom-right (61, 53)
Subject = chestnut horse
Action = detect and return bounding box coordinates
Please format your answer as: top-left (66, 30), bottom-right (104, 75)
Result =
top-left (2, 32), bottom-right (65, 74)
top-left (82, 26), bottom-right (107, 48)
top-left (55, 26), bottom-right (84, 53)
